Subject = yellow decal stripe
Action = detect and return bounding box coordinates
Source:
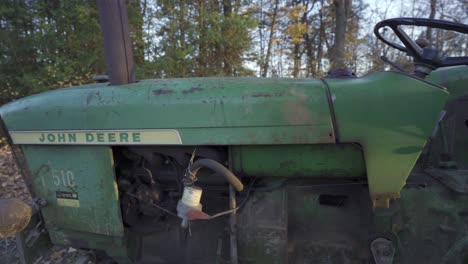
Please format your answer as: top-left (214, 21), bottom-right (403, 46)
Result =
top-left (57, 198), bottom-right (80, 207)
top-left (9, 130), bottom-right (183, 145)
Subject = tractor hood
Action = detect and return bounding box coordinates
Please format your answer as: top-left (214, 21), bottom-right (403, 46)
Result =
top-left (0, 77), bottom-right (335, 145)
top-left (0, 69), bottom-right (456, 147)
top-left (0, 71), bottom-right (452, 207)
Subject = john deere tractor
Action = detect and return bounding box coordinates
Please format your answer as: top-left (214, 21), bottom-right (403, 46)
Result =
top-left (0, 2), bottom-right (467, 263)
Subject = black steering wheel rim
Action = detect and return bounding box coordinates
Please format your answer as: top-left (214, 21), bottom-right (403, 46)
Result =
top-left (374, 18), bottom-right (468, 67)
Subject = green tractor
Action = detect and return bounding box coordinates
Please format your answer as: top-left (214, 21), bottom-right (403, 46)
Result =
top-left (0, 3), bottom-right (467, 263)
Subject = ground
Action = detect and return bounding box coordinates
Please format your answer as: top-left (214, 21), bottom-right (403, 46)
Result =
top-left (0, 143), bottom-right (94, 264)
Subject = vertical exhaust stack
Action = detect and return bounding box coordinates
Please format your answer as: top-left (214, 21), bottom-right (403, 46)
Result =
top-left (97, 0), bottom-right (135, 85)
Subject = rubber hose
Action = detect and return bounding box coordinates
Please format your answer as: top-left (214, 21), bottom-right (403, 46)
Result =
top-left (188, 159), bottom-right (244, 192)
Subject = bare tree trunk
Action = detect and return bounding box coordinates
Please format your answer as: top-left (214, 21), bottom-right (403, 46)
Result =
top-left (302, 5), bottom-right (316, 78)
top-left (305, 32), bottom-right (314, 77)
top-left (197, 0), bottom-right (207, 76)
top-left (130, 0), bottom-right (145, 65)
top-left (262, 0), bottom-right (279, 77)
top-left (291, 0), bottom-right (302, 78)
top-left (302, 0), bottom-right (315, 78)
top-left (329, 0), bottom-right (351, 70)
top-left (213, 0), bottom-right (223, 73)
top-left (315, 0), bottom-right (325, 75)
top-left (178, 0), bottom-right (187, 76)
top-left (258, 0), bottom-right (265, 75)
top-left (223, 0), bottom-right (232, 76)
top-left (293, 43), bottom-right (301, 78)
top-left (426, 0), bottom-right (436, 43)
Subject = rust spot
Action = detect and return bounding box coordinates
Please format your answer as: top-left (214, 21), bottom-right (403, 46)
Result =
top-left (282, 90), bottom-right (311, 125)
top-left (182, 87), bottom-right (204, 94)
top-left (86, 92), bottom-right (101, 106)
top-left (283, 101), bottom-right (311, 125)
top-left (371, 192), bottom-right (401, 200)
top-left (86, 93), bottom-right (93, 106)
top-left (252, 92), bottom-right (273, 98)
top-left (152, 89), bottom-right (174, 95)
top-left (244, 91), bottom-right (286, 99)
top-left (370, 192), bottom-right (401, 208)
top-left (0, 199), bottom-right (32, 238)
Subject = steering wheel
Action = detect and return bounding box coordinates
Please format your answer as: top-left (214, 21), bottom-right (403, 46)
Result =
top-left (374, 18), bottom-right (468, 68)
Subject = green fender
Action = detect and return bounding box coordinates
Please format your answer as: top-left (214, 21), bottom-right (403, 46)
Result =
top-left (326, 72), bottom-right (449, 207)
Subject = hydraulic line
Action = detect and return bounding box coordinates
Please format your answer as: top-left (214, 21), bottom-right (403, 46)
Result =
top-left (185, 159), bottom-right (244, 192)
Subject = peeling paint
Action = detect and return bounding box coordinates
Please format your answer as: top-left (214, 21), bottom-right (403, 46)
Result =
top-left (152, 89), bottom-right (175, 96)
top-left (182, 87), bottom-right (204, 94)
top-left (85, 92), bottom-right (101, 106)
top-left (252, 92), bottom-right (273, 98)
top-left (243, 91), bottom-right (287, 99)
top-left (86, 93), bottom-right (93, 106)
top-left (283, 101), bottom-right (311, 125)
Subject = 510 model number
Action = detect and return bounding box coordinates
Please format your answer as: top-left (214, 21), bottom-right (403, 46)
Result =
top-left (44, 162), bottom-right (79, 207)
top-left (51, 168), bottom-right (76, 188)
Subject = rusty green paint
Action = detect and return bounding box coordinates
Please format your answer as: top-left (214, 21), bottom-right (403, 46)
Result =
top-left (0, 78), bottom-right (335, 145)
top-left (0, 71), bottom-right (457, 206)
top-left (232, 144), bottom-right (366, 178)
top-left (0, 65), bottom-right (467, 262)
top-left (20, 145), bottom-right (124, 236)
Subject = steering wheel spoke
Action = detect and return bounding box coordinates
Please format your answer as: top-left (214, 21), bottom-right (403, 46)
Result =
top-left (393, 26), bottom-right (423, 57)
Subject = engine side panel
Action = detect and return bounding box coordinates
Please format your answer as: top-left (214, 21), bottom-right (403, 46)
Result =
top-left (20, 145), bottom-right (124, 237)
top-left (231, 144), bottom-right (366, 178)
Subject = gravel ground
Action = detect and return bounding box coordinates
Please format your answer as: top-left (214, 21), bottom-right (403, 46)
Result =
top-left (0, 143), bottom-right (95, 264)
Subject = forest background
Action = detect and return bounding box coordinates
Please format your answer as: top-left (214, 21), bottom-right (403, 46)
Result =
top-left (0, 0), bottom-right (466, 104)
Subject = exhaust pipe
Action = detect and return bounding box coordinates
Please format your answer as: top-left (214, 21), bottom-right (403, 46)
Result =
top-left (97, 0), bottom-right (135, 85)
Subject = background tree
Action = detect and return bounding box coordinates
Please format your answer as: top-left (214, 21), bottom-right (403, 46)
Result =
top-left (147, 0), bottom-right (255, 77)
top-left (0, 0), bottom-right (466, 104)
top-left (0, 0), bottom-right (105, 104)
top-left (329, 0), bottom-right (352, 70)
